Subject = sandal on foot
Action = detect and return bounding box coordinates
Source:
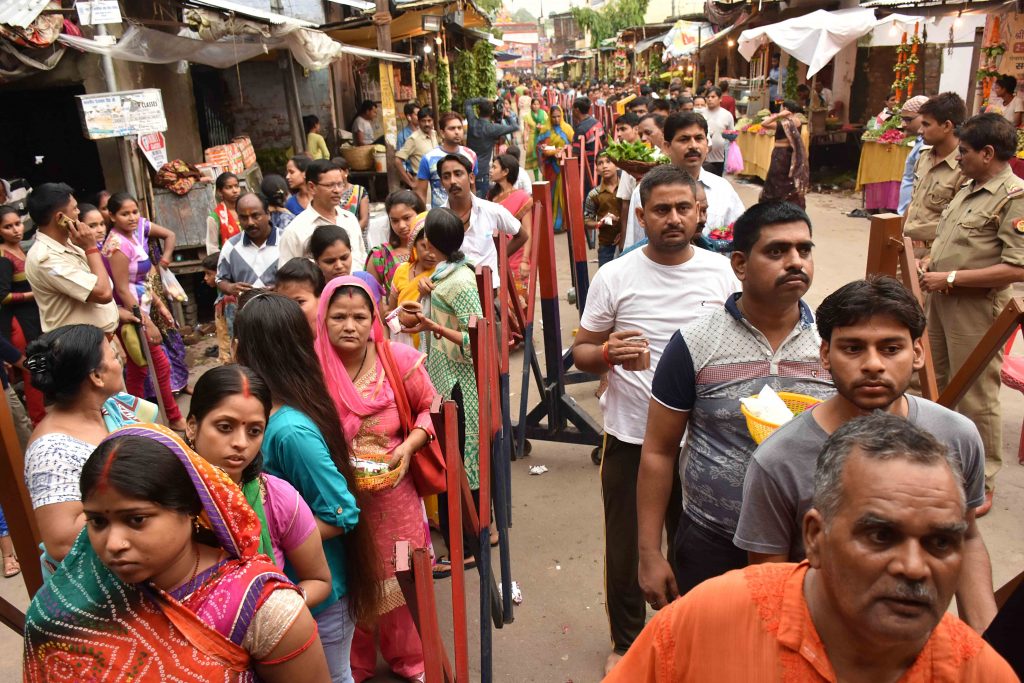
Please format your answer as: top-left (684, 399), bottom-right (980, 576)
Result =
top-left (4, 555), bottom-right (20, 578)
top-left (432, 556), bottom-right (476, 579)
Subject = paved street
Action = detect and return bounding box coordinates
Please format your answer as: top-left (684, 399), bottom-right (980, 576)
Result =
top-left (1, 179), bottom-right (1022, 681)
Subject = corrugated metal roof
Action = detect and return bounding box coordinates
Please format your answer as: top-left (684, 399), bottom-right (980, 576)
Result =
top-left (0, 0), bottom-right (52, 29)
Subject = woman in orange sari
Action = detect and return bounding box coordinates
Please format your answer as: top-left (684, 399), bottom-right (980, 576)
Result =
top-left (24, 423), bottom-right (330, 682)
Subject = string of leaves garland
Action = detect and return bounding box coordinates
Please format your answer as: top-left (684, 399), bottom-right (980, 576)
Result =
top-left (783, 57), bottom-right (798, 101)
top-left (451, 40), bottom-right (496, 112)
top-left (570, 0), bottom-right (649, 49)
top-left (437, 54), bottom-right (451, 113)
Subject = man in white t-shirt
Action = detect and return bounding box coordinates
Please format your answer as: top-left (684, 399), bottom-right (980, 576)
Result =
top-left (278, 159), bottom-right (366, 270)
top-left (439, 153), bottom-right (525, 288)
top-left (701, 87), bottom-right (735, 177)
top-left (573, 165), bottom-right (739, 676)
top-left (621, 112), bottom-right (745, 253)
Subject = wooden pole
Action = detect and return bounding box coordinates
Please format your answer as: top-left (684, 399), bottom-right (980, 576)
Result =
top-left (0, 386), bottom-right (43, 604)
top-left (374, 0), bottom-right (402, 192)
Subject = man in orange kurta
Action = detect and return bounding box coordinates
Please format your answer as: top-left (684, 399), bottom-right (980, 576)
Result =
top-left (606, 413), bottom-right (1017, 683)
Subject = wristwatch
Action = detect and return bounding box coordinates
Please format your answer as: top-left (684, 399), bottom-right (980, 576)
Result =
top-left (946, 270), bottom-right (957, 291)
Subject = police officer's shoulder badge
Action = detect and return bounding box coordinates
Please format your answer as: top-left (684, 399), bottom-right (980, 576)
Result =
top-left (1007, 184), bottom-right (1024, 199)
top-left (1014, 217), bottom-right (1024, 234)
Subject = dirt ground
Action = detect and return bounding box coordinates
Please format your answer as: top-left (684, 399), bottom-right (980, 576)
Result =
top-left (1, 179), bottom-right (1022, 682)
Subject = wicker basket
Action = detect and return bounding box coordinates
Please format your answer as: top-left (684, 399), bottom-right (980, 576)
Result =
top-left (740, 392), bottom-right (823, 445)
top-left (353, 457), bottom-right (402, 492)
top-left (611, 158), bottom-right (665, 180)
top-left (340, 145), bottom-right (375, 171)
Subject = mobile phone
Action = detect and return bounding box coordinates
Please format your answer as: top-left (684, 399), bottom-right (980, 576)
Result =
top-left (56, 212), bottom-right (75, 233)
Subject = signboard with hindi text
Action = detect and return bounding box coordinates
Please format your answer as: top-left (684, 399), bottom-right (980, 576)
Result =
top-left (76, 89), bottom-right (167, 140)
top-left (997, 12), bottom-right (1024, 75)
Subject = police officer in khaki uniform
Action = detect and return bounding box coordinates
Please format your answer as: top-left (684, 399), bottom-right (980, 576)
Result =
top-left (903, 93), bottom-right (967, 259)
top-left (920, 113), bottom-right (1024, 515)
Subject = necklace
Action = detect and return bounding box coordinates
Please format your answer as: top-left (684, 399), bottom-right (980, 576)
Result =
top-left (350, 344), bottom-right (369, 381)
top-left (182, 543), bottom-right (201, 595)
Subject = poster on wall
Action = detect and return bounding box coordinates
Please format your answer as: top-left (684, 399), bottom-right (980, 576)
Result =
top-left (997, 12), bottom-right (1024, 74)
top-left (378, 62), bottom-right (399, 148)
top-left (76, 89), bottom-right (168, 140)
top-left (138, 132), bottom-right (168, 171)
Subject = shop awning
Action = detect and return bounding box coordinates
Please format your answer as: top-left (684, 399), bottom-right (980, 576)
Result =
top-left (738, 7), bottom-right (878, 77)
top-left (635, 31), bottom-right (669, 53)
top-left (325, 0), bottom-right (490, 47)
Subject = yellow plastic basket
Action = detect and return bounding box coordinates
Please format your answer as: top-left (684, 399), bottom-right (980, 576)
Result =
top-left (353, 457), bottom-right (402, 492)
top-left (740, 392), bottom-right (823, 445)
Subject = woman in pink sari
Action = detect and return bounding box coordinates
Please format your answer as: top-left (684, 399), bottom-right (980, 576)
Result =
top-left (314, 275), bottom-right (438, 683)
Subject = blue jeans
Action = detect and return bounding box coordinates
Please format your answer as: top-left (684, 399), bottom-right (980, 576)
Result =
top-left (597, 244), bottom-right (617, 267)
top-left (316, 597), bottom-right (355, 683)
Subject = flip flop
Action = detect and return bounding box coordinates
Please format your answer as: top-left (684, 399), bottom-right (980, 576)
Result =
top-left (432, 556), bottom-right (476, 579)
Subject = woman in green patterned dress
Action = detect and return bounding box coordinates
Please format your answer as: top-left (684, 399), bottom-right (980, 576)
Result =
top-left (401, 208), bottom-right (482, 558)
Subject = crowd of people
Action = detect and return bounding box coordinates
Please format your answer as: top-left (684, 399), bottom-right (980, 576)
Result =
top-left (0, 74), bottom-right (1023, 682)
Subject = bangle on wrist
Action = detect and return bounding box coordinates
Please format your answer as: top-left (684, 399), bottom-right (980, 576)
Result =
top-left (602, 341), bottom-right (613, 367)
top-left (85, 247), bottom-right (100, 256)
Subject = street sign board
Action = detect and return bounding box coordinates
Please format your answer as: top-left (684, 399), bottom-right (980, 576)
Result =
top-left (76, 89), bottom-right (167, 140)
top-left (138, 132), bottom-right (168, 171)
top-left (75, 1), bottom-right (122, 25)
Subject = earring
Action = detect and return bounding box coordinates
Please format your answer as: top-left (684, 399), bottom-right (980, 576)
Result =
top-left (192, 517), bottom-right (201, 535)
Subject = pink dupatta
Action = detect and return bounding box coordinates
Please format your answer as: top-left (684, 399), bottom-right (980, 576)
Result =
top-left (314, 275), bottom-right (426, 442)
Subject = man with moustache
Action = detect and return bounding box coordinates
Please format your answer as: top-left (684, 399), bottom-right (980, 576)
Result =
top-left (636, 201), bottom-right (832, 615)
top-left (621, 112), bottom-right (744, 253)
top-left (438, 154), bottom-right (525, 290)
top-left (608, 414), bottom-right (1017, 682)
top-left (734, 276), bottom-right (996, 632)
top-left (574, 165), bottom-right (738, 675)
top-left (216, 193), bottom-right (282, 295)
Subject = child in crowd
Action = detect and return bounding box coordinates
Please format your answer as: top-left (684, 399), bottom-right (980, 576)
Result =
top-left (275, 257), bottom-right (326, 335)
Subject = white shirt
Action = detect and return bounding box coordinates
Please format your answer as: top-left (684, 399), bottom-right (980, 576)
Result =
top-left (579, 246), bottom-right (739, 444)
top-left (513, 171), bottom-right (533, 195)
top-left (277, 205), bottom-right (366, 271)
top-left (442, 193), bottom-right (520, 288)
top-left (353, 116), bottom-right (376, 145)
top-left (703, 107), bottom-right (735, 163)
top-left (621, 168), bottom-right (746, 251)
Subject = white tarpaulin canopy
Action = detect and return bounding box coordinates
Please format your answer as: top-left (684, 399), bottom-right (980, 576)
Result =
top-left (58, 23), bottom-right (415, 71)
top-left (738, 7), bottom-right (877, 78)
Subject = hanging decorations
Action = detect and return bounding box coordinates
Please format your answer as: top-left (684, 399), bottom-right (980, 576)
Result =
top-left (890, 24), bottom-right (921, 103)
top-left (613, 48), bottom-right (628, 81)
top-left (977, 16), bottom-right (1006, 106)
top-left (783, 56), bottom-right (798, 102)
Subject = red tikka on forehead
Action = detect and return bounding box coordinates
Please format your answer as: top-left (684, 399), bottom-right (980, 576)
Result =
top-left (95, 443), bottom-right (120, 491)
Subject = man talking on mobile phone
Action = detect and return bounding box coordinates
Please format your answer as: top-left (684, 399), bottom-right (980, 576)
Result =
top-left (24, 183), bottom-right (117, 334)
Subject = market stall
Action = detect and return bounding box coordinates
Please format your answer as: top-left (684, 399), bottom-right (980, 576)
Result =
top-left (734, 126), bottom-right (811, 180)
top-left (855, 140), bottom-right (913, 210)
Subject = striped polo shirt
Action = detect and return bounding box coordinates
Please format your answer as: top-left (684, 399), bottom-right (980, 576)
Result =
top-left (651, 293), bottom-right (834, 540)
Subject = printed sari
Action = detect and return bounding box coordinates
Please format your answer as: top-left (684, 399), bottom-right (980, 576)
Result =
top-left (524, 106), bottom-right (549, 180)
top-left (535, 111), bottom-right (574, 233)
top-left (759, 116), bottom-right (809, 209)
top-left (24, 424), bottom-right (301, 682)
top-left (314, 276), bottom-right (436, 681)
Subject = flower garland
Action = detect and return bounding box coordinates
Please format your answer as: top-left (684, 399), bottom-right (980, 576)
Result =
top-left (891, 24), bottom-right (920, 101)
top-left (977, 17), bottom-right (1006, 106)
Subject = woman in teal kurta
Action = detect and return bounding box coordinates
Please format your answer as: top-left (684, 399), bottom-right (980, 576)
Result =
top-left (234, 292), bottom-right (382, 683)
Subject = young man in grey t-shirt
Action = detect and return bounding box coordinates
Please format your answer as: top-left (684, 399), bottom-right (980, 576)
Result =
top-left (733, 276), bottom-right (996, 633)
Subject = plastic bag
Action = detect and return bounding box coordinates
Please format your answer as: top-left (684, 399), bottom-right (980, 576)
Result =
top-left (725, 141), bottom-right (745, 175)
top-left (160, 266), bottom-right (188, 302)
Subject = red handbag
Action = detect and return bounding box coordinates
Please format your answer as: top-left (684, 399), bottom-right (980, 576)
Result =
top-left (378, 340), bottom-right (447, 496)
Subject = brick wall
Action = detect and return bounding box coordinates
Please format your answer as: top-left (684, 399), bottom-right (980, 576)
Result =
top-left (851, 45), bottom-right (944, 124)
top-left (221, 61), bottom-right (334, 155)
